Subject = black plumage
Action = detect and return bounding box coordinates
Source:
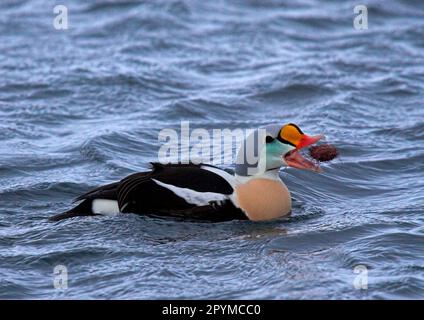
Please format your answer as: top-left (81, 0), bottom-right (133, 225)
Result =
top-left (50, 163), bottom-right (247, 222)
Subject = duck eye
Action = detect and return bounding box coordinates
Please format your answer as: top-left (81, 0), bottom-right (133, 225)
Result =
top-left (266, 136), bottom-right (275, 143)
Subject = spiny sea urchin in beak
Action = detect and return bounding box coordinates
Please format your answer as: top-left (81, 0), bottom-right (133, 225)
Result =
top-left (309, 144), bottom-right (339, 162)
top-left (278, 123), bottom-right (325, 172)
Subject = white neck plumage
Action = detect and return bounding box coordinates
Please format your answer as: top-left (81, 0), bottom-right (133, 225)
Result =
top-left (235, 168), bottom-right (282, 185)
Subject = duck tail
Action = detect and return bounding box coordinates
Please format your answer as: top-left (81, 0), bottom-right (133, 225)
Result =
top-left (49, 199), bottom-right (95, 222)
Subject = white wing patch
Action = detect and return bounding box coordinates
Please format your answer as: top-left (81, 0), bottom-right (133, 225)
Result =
top-left (152, 179), bottom-right (228, 206)
top-left (201, 165), bottom-right (240, 207)
top-left (200, 165), bottom-right (237, 188)
top-left (92, 199), bottom-right (120, 215)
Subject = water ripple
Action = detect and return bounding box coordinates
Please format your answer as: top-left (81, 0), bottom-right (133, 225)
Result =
top-left (0, 0), bottom-right (423, 299)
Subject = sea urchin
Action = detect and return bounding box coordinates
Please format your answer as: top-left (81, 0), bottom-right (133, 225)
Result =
top-left (309, 144), bottom-right (339, 162)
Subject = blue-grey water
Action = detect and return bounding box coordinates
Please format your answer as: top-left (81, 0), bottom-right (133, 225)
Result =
top-left (1, 0), bottom-right (424, 299)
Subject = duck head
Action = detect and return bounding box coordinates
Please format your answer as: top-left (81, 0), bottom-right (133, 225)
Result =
top-left (235, 123), bottom-right (324, 176)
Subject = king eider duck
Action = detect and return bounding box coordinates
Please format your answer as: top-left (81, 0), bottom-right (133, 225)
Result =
top-left (50, 123), bottom-right (323, 222)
